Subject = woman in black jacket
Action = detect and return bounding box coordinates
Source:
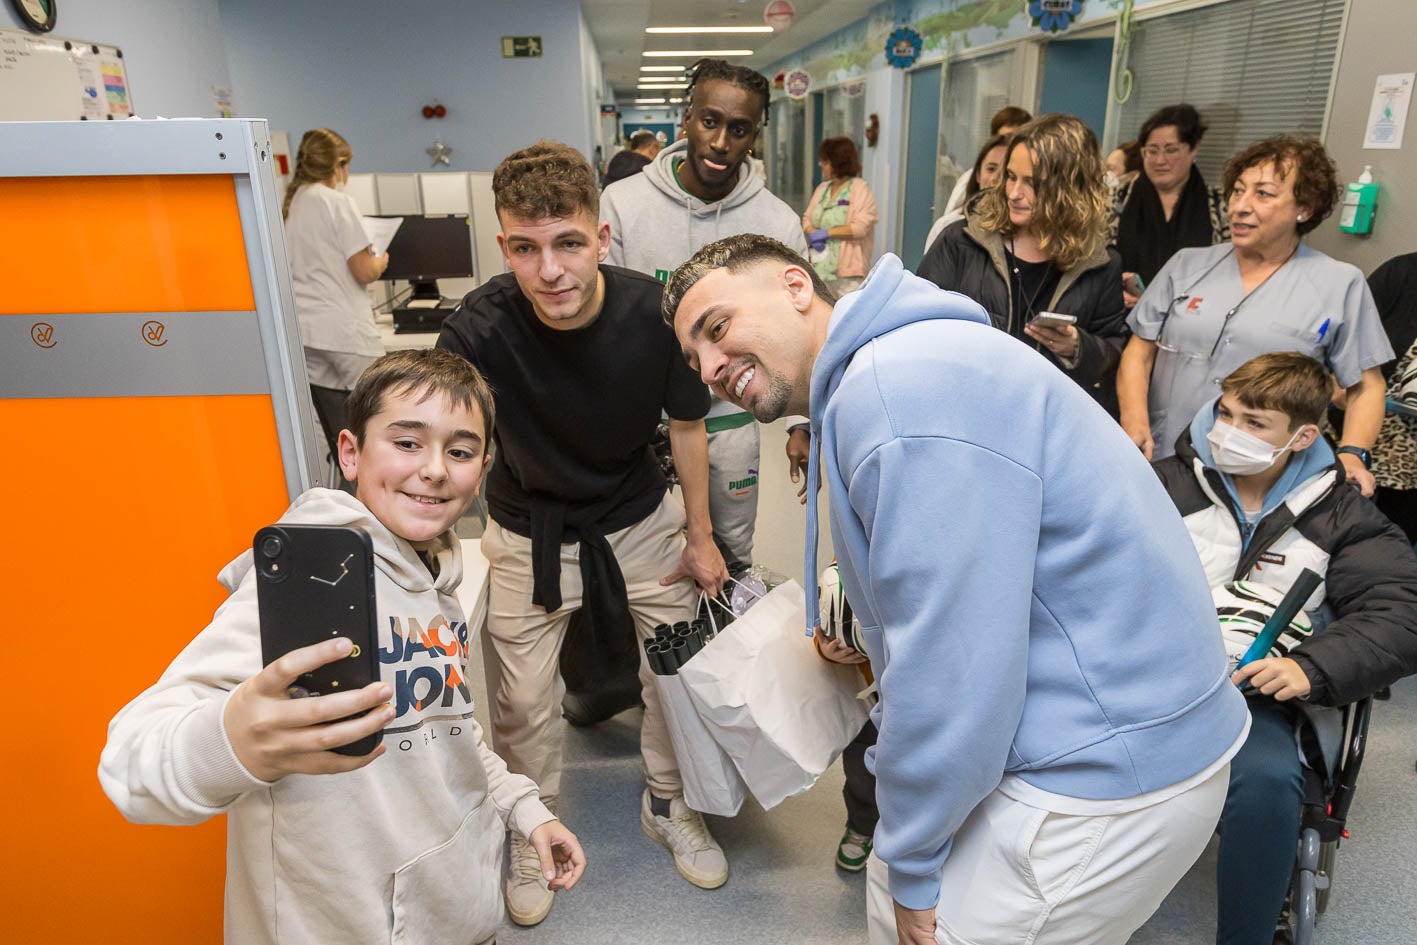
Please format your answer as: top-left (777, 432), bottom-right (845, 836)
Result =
top-left (918, 113), bottom-right (1129, 416)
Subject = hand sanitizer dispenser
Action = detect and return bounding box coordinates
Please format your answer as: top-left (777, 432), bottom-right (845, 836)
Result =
top-left (1339, 165), bottom-right (1377, 234)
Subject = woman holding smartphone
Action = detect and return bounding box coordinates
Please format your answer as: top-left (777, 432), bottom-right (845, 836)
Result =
top-left (917, 114), bottom-right (1128, 416)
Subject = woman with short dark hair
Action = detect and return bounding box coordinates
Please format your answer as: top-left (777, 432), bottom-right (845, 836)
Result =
top-left (1118, 135), bottom-right (1394, 495)
top-left (802, 136), bottom-right (878, 297)
top-left (1110, 104), bottom-right (1229, 306)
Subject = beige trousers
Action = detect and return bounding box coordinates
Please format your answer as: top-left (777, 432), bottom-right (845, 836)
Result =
top-left (480, 493), bottom-right (695, 807)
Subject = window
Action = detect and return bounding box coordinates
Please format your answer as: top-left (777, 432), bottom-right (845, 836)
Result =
top-left (1111, 0), bottom-right (1345, 183)
top-left (819, 80), bottom-right (869, 155)
top-left (768, 97), bottom-right (809, 222)
top-left (936, 49), bottom-right (1017, 214)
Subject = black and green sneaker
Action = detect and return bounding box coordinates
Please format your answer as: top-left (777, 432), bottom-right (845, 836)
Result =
top-left (835, 825), bottom-right (873, 872)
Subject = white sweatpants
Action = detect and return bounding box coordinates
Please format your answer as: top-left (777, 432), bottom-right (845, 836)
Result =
top-left (866, 765), bottom-right (1229, 945)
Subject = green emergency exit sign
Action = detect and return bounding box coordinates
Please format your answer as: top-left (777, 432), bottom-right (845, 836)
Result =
top-left (502, 36), bottom-right (543, 58)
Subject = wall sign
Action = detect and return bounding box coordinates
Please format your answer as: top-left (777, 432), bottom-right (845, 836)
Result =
top-left (1363, 72), bottom-right (1414, 150)
top-left (784, 69), bottom-right (811, 101)
top-left (1030, 0), bottom-right (1083, 34)
top-left (501, 35), bottom-right (542, 58)
top-left (885, 27), bottom-right (922, 69)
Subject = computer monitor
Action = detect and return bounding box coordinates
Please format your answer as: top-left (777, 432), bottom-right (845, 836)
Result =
top-left (376, 213), bottom-right (475, 300)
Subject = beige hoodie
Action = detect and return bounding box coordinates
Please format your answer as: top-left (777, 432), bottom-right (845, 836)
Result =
top-left (99, 489), bottom-right (552, 945)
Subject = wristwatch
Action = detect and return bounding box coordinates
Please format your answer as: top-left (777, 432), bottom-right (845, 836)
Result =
top-left (1336, 446), bottom-right (1372, 468)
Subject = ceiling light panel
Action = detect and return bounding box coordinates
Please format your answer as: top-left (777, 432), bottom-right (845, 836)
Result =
top-left (645, 27), bottom-right (774, 34)
top-left (642, 49), bottom-right (753, 57)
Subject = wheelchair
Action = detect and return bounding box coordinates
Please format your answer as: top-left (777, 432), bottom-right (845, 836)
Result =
top-left (1282, 695), bottom-right (1373, 945)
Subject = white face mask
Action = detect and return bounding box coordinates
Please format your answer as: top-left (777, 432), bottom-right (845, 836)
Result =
top-left (1104, 171), bottom-right (1120, 190)
top-left (1206, 420), bottom-right (1303, 476)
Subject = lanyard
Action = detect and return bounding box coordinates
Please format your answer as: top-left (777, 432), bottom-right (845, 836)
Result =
top-left (1006, 237), bottom-right (1054, 330)
top-left (1156, 245), bottom-right (1299, 356)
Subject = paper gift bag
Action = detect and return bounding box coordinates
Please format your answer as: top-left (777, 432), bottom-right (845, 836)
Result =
top-left (678, 580), bottom-right (869, 810)
top-left (652, 671), bottom-right (747, 816)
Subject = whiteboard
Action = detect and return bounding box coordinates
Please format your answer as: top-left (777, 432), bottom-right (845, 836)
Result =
top-left (0, 29), bottom-right (133, 121)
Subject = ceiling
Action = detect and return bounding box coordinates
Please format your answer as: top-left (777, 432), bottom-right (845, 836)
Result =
top-left (581, 0), bottom-right (883, 103)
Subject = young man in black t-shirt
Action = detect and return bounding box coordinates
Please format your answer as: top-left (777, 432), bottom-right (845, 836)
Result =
top-left (438, 142), bottom-right (729, 927)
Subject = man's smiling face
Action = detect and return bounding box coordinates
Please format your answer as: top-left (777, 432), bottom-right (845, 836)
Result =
top-left (671, 262), bottom-right (815, 423)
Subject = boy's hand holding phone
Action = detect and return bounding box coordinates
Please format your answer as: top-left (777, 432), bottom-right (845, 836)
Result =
top-left (529, 820), bottom-right (587, 891)
top-left (225, 637), bottom-right (393, 782)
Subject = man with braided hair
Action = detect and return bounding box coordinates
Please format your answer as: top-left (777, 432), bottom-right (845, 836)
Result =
top-left (601, 58), bottom-right (808, 574)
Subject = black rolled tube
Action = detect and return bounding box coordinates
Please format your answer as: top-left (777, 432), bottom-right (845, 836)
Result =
top-left (644, 641), bottom-right (666, 676)
top-left (683, 633), bottom-right (704, 659)
top-left (666, 637), bottom-right (689, 672)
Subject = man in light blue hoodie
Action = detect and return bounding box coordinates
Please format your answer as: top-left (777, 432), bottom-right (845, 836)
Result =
top-left (664, 234), bottom-right (1251, 945)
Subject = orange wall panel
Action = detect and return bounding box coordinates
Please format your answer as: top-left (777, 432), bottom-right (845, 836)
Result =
top-left (0, 175), bottom-right (255, 315)
top-left (0, 395), bottom-right (292, 942)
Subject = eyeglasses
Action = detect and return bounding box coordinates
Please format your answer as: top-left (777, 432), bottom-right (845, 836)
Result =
top-left (1143, 145), bottom-right (1187, 160)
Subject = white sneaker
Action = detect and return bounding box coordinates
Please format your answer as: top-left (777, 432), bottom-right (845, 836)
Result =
top-left (505, 832), bottom-right (553, 926)
top-left (640, 789), bottom-right (728, 889)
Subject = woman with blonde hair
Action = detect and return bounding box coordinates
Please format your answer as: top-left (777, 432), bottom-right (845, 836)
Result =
top-left (283, 128), bottom-right (389, 468)
top-left (918, 113), bottom-right (1128, 415)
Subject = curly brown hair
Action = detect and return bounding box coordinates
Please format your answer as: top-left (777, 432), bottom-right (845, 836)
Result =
top-left (817, 137), bottom-right (861, 178)
top-left (974, 114), bottom-right (1109, 270)
top-left (1221, 136), bottom-right (1339, 236)
top-left (492, 140), bottom-right (598, 222)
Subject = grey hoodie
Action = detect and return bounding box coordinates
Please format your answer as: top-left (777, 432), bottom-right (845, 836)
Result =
top-left (601, 137), bottom-right (808, 277)
top-left (601, 138), bottom-right (809, 417)
top-left (100, 488), bottom-right (552, 945)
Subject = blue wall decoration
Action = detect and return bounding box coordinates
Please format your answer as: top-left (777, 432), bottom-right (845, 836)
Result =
top-left (884, 26), bottom-right (922, 69)
top-left (1031, 0), bottom-right (1083, 33)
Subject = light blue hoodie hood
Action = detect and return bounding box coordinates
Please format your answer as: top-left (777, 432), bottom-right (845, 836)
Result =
top-left (801, 255), bottom-right (1248, 910)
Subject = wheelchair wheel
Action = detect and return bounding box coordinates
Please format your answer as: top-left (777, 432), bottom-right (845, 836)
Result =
top-left (1315, 840), bottom-right (1337, 914)
top-left (1293, 867), bottom-right (1318, 945)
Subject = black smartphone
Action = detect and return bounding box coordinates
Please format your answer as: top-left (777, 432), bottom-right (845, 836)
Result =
top-left (254, 524), bottom-right (383, 756)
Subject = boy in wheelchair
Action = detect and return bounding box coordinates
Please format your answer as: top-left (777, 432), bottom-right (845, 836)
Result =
top-left (1151, 352), bottom-right (1417, 945)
